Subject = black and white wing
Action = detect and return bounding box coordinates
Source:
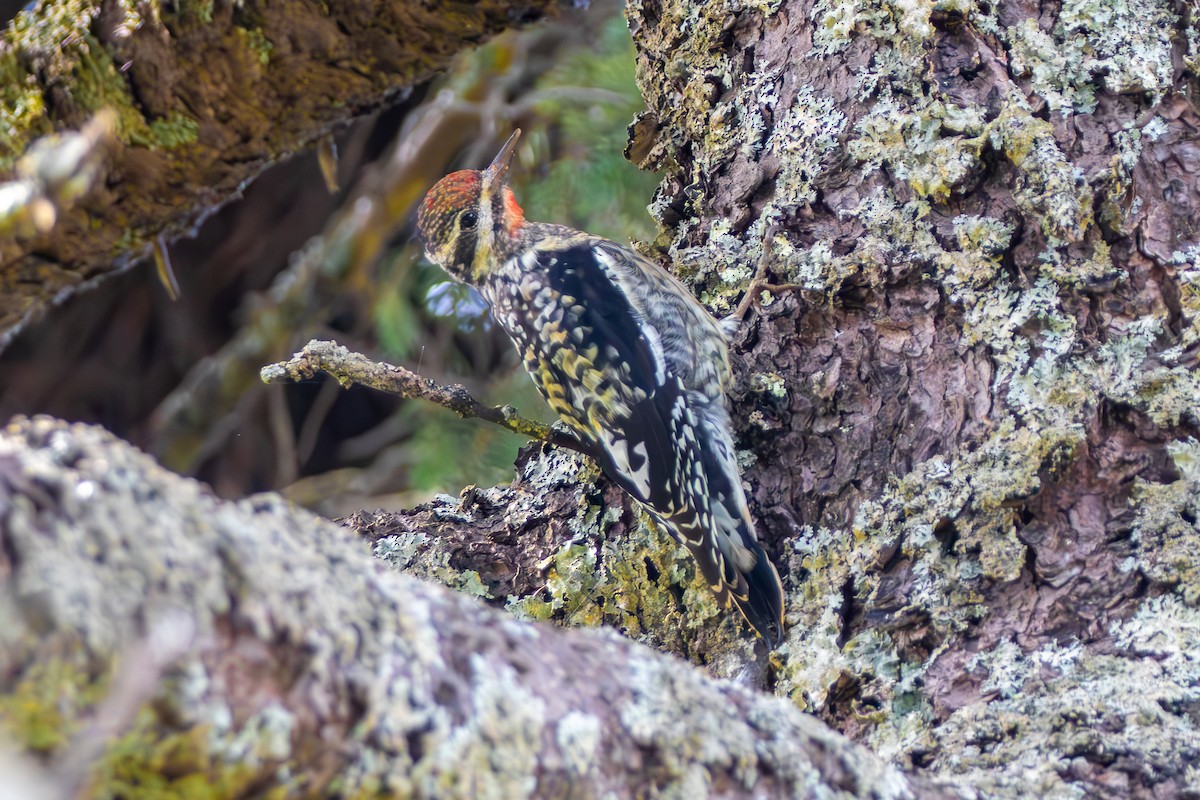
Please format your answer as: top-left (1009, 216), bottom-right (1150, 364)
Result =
top-left (497, 239), bottom-right (784, 645)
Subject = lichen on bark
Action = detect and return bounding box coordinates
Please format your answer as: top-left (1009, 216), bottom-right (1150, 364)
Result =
top-left (0, 416), bottom-right (951, 799)
top-left (618, 0), bottom-right (1200, 794)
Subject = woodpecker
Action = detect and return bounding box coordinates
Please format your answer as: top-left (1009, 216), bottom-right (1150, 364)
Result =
top-left (416, 130), bottom-right (785, 647)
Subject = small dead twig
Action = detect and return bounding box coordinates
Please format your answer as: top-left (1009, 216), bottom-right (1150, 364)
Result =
top-left (729, 254), bottom-right (811, 324)
top-left (261, 339), bottom-right (589, 456)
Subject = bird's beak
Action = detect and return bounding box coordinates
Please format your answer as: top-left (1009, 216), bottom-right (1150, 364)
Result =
top-left (482, 129), bottom-right (521, 194)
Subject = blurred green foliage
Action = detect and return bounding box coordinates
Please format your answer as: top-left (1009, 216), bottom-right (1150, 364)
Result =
top-left (517, 16), bottom-right (660, 244)
top-left (371, 10), bottom-right (658, 500)
top-left (403, 370), bottom-right (552, 494)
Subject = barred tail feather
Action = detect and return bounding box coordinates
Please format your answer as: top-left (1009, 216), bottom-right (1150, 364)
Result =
top-left (665, 513), bottom-right (786, 648)
top-left (735, 542), bottom-right (786, 648)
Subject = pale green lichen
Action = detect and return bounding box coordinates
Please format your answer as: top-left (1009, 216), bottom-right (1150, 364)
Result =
top-left (723, 0), bottom-right (787, 14)
top-left (811, 0), bottom-right (935, 56)
top-left (1094, 322), bottom-right (1200, 427)
top-left (935, 215), bottom-right (1013, 300)
top-left (238, 27), bottom-right (274, 67)
top-left (1169, 245), bottom-right (1200, 351)
top-left (1113, 594), bottom-right (1200, 682)
top-left (955, 212), bottom-right (1012, 256)
top-left (209, 702), bottom-right (297, 770)
top-left (777, 414), bottom-right (1081, 734)
top-left (921, 597), bottom-right (1200, 795)
top-left (967, 639), bottom-right (1085, 700)
top-left (778, 530), bottom-right (867, 711)
top-left (749, 372), bottom-right (788, 399)
top-left (767, 85), bottom-right (848, 210)
top-left (1002, 0), bottom-right (1177, 115)
top-left (1007, 19), bottom-right (1097, 114)
top-left (507, 541), bottom-right (600, 623)
top-left (617, 657), bottom-right (758, 793)
top-left (767, 189), bottom-right (945, 296)
top-left (671, 218), bottom-right (763, 313)
top-left (1128, 438), bottom-right (1200, 604)
top-left (1038, 238), bottom-right (1117, 288)
top-left (1006, 0), bottom-right (1177, 113)
top-left (552, 510), bottom-right (731, 650)
top-left (555, 711), bottom-right (602, 776)
top-left (1168, 438), bottom-right (1200, 484)
top-left (852, 99), bottom-right (986, 202)
top-left (375, 531), bottom-right (493, 599)
top-left (670, 79), bottom-right (848, 310)
top-left (991, 101), bottom-right (1093, 244)
top-left (410, 655), bottom-right (546, 800)
top-left (1094, 128), bottom-right (1143, 234)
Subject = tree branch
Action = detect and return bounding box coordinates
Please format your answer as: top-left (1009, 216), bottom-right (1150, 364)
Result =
top-left (0, 416), bottom-right (961, 799)
top-left (0, 0), bottom-right (565, 349)
top-left (261, 338), bottom-right (590, 455)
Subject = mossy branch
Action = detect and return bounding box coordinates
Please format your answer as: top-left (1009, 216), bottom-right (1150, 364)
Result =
top-left (0, 417), bottom-right (960, 799)
top-left (261, 338), bottom-right (589, 455)
top-left (0, 0), bottom-right (565, 350)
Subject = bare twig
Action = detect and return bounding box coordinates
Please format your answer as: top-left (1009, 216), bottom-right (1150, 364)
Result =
top-left (729, 257), bottom-right (811, 324)
top-left (149, 21), bottom-right (568, 474)
top-left (261, 339), bottom-right (589, 455)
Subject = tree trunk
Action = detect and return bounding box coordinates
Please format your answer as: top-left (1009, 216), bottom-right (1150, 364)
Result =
top-left (615, 0), bottom-right (1200, 795)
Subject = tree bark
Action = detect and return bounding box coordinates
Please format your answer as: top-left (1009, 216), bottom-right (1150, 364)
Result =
top-left (0, 416), bottom-right (955, 799)
top-left (0, 0), bottom-right (563, 348)
top-left (613, 0), bottom-right (1200, 796)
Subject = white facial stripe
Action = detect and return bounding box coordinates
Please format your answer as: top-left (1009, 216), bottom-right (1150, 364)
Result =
top-left (471, 193), bottom-right (496, 279)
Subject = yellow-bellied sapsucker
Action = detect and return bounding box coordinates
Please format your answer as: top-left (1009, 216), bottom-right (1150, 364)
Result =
top-left (416, 130), bottom-right (785, 647)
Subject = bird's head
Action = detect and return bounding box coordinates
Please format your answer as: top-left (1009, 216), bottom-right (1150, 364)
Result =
top-left (417, 130), bottom-right (525, 284)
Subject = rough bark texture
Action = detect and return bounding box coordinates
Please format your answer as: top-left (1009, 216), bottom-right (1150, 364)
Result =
top-left (0, 416), bottom-right (954, 800)
top-left (615, 0), bottom-right (1200, 796)
top-left (0, 0), bottom-right (562, 348)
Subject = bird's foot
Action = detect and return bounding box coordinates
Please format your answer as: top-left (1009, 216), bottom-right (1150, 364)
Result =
top-left (721, 262), bottom-right (806, 337)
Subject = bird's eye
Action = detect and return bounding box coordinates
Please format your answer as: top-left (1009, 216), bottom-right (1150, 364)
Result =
top-left (460, 210), bottom-right (478, 228)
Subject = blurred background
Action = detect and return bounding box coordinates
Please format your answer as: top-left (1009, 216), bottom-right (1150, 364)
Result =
top-left (0, 1), bottom-right (659, 516)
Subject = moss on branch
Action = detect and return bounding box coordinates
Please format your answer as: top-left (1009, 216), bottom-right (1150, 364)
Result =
top-left (0, 0), bottom-right (565, 349)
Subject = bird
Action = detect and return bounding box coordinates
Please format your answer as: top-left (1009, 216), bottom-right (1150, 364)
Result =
top-left (416, 129), bottom-right (785, 647)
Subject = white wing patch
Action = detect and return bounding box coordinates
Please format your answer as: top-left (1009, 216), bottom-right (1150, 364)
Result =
top-left (598, 429), bottom-right (652, 499)
top-left (640, 323), bottom-right (667, 385)
top-left (592, 245), bottom-right (667, 385)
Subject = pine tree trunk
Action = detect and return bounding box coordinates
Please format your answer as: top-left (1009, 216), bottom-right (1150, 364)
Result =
top-left (617, 0), bottom-right (1200, 794)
